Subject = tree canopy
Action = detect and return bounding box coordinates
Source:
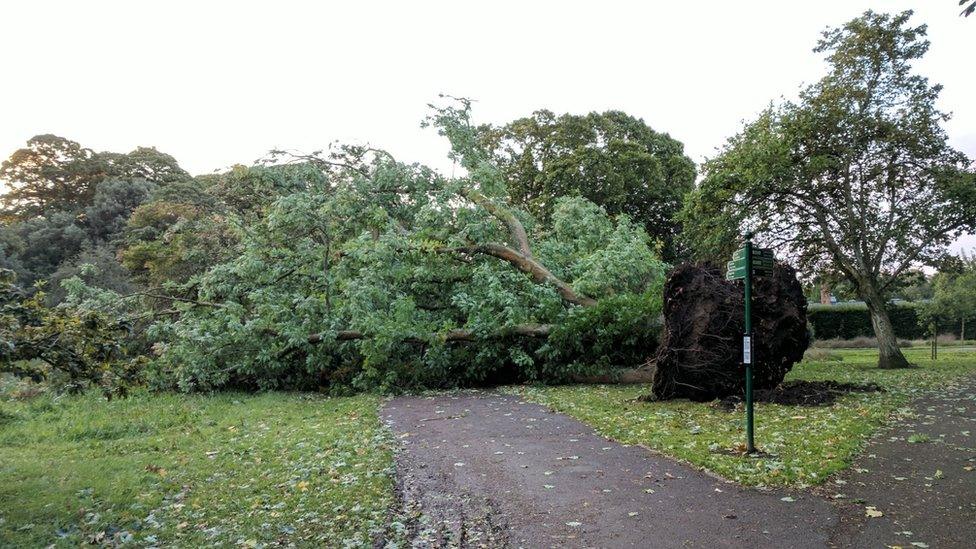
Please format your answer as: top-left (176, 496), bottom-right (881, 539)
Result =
top-left (924, 251), bottom-right (976, 340)
top-left (0, 135), bottom-right (187, 221)
top-left (480, 110), bottom-right (696, 261)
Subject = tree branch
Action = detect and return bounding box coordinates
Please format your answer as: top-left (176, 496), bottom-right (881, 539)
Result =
top-left (120, 292), bottom-right (223, 308)
top-left (460, 188), bottom-right (533, 258)
top-left (451, 243), bottom-right (597, 307)
top-left (306, 323), bottom-right (552, 345)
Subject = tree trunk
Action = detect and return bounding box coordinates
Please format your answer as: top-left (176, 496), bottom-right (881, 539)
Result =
top-left (862, 289), bottom-right (914, 369)
top-left (962, 318), bottom-right (966, 342)
top-left (819, 281), bottom-right (831, 305)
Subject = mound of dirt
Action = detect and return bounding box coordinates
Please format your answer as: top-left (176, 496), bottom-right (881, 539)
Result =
top-left (716, 380), bottom-right (884, 410)
top-left (646, 262), bottom-right (809, 401)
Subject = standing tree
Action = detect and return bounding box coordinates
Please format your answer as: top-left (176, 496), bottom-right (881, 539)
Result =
top-left (480, 110), bottom-right (696, 261)
top-left (928, 252), bottom-right (976, 340)
top-left (0, 135), bottom-right (189, 221)
top-left (0, 135), bottom-right (108, 220)
top-left (681, 10), bottom-right (976, 368)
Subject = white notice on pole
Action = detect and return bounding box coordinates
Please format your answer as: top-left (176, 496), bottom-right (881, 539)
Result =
top-left (743, 336), bottom-right (752, 364)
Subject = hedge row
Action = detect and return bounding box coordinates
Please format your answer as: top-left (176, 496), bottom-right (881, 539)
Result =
top-left (807, 303), bottom-right (928, 340)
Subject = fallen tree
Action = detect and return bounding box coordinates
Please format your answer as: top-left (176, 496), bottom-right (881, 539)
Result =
top-left (69, 100), bottom-right (673, 392)
top-left (646, 262), bottom-right (809, 401)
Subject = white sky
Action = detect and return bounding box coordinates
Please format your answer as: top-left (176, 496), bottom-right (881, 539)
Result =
top-left (1, 0), bottom-right (974, 251)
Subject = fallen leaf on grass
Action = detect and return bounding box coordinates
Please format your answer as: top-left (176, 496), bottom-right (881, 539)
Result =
top-left (144, 465), bottom-right (167, 477)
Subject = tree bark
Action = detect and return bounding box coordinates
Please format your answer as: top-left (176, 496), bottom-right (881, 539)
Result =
top-left (862, 288), bottom-right (914, 369)
top-left (460, 188), bottom-right (534, 258)
top-left (819, 281), bottom-right (831, 305)
top-left (455, 244), bottom-right (597, 307)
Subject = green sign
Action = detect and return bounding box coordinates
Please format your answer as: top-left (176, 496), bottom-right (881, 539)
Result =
top-left (732, 247), bottom-right (774, 261)
top-left (730, 236), bottom-right (778, 455)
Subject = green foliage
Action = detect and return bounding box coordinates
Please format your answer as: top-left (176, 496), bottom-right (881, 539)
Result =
top-left (482, 110), bottom-right (696, 261)
top-left (120, 196), bottom-right (239, 288)
top-left (0, 135), bottom-right (187, 221)
top-left (0, 177), bottom-right (156, 290)
top-left (2, 103), bottom-right (676, 394)
top-left (683, 11), bottom-right (975, 270)
top-left (918, 253), bottom-right (976, 337)
top-left (0, 142), bottom-right (177, 289)
top-left (140, 103), bottom-right (668, 393)
top-left (0, 210), bottom-right (88, 287)
top-left (45, 245), bottom-right (138, 306)
top-left (542, 289), bottom-right (663, 375)
top-left (0, 270), bottom-right (136, 396)
top-left (808, 303), bottom-right (927, 340)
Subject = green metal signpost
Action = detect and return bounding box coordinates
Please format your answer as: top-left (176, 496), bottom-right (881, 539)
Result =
top-left (726, 232), bottom-right (775, 455)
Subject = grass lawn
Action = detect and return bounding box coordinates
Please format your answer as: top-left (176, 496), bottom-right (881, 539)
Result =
top-left (0, 387), bottom-right (394, 547)
top-left (3, 348), bottom-right (973, 545)
top-left (513, 347), bottom-right (976, 488)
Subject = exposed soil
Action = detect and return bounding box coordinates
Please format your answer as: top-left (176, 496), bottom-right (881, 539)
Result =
top-left (649, 262), bottom-right (809, 401)
top-left (716, 380), bottom-right (884, 410)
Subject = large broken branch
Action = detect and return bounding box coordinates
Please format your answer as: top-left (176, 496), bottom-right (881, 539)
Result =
top-left (452, 243), bottom-right (597, 307)
top-left (456, 187), bottom-right (598, 307)
top-left (460, 188), bottom-right (533, 258)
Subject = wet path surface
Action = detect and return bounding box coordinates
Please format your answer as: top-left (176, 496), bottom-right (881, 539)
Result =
top-left (822, 375), bottom-right (976, 548)
top-left (383, 380), bottom-right (976, 548)
top-left (383, 392), bottom-right (836, 548)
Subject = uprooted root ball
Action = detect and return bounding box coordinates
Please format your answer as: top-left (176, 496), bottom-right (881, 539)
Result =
top-left (645, 262), bottom-right (809, 401)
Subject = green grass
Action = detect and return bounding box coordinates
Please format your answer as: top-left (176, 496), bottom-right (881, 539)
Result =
top-left (0, 388), bottom-right (394, 547)
top-left (513, 347), bottom-right (976, 488)
top-left (3, 348), bottom-right (973, 545)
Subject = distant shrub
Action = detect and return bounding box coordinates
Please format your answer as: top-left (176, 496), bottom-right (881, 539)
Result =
top-left (802, 348), bottom-right (844, 362)
top-left (811, 337), bottom-right (914, 349)
top-left (807, 302), bottom-right (927, 340)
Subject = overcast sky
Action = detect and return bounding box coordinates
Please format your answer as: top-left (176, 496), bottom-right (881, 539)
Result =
top-left (1, 1), bottom-right (973, 250)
